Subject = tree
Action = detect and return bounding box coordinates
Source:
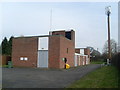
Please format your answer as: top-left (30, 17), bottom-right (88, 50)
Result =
top-left (1, 37), bottom-right (9, 55)
top-left (8, 36), bottom-right (14, 56)
top-left (0, 36), bottom-right (14, 56)
top-left (87, 46), bottom-right (101, 61)
top-left (102, 39), bottom-right (117, 59)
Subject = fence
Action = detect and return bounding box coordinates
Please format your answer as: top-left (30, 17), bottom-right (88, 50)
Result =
top-left (111, 53), bottom-right (120, 71)
top-left (0, 55), bottom-right (11, 65)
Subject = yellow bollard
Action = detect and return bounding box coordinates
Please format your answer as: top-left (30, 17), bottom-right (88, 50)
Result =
top-left (66, 64), bottom-right (70, 69)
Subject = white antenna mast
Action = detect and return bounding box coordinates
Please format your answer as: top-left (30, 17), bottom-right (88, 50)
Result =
top-left (50, 9), bottom-right (52, 31)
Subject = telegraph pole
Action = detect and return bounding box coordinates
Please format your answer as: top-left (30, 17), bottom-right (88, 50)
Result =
top-left (105, 6), bottom-right (111, 63)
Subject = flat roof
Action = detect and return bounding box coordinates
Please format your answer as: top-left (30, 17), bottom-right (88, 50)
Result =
top-left (14, 34), bottom-right (64, 39)
top-left (75, 47), bottom-right (87, 49)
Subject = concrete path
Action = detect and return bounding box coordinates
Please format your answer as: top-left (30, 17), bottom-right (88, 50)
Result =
top-left (2, 64), bottom-right (101, 88)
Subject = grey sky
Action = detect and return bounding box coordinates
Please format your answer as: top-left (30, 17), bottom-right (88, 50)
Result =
top-left (0, 2), bottom-right (118, 53)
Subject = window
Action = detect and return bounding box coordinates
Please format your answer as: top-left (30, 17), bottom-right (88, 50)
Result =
top-left (20, 57), bottom-right (28, 61)
top-left (20, 57), bottom-right (24, 60)
top-left (24, 57), bottom-right (28, 61)
top-left (65, 32), bottom-right (71, 40)
top-left (67, 48), bottom-right (68, 53)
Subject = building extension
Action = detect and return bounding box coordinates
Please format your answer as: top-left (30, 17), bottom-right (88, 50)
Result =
top-left (12, 30), bottom-right (90, 69)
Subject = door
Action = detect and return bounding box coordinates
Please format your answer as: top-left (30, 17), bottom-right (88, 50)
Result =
top-left (38, 50), bottom-right (48, 68)
top-left (79, 56), bottom-right (80, 66)
top-left (74, 55), bottom-right (77, 66)
top-left (83, 56), bottom-right (85, 65)
top-left (86, 56), bottom-right (88, 64)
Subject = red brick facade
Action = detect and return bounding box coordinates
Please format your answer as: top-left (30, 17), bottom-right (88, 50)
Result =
top-left (84, 48), bottom-right (90, 57)
top-left (48, 36), bottom-right (60, 68)
top-left (52, 30), bottom-right (65, 36)
top-left (49, 30), bottom-right (75, 69)
top-left (80, 56), bottom-right (83, 65)
top-left (75, 49), bottom-right (80, 54)
top-left (75, 48), bottom-right (90, 56)
top-left (12, 30), bottom-right (75, 69)
top-left (52, 30), bottom-right (75, 44)
top-left (75, 48), bottom-right (90, 65)
top-left (12, 37), bottom-right (38, 67)
top-left (70, 30), bottom-right (75, 44)
top-left (59, 36), bottom-right (75, 68)
top-left (84, 48), bottom-right (90, 64)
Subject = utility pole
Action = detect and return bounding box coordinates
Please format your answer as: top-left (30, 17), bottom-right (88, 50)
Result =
top-left (105, 6), bottom-right (111, 63)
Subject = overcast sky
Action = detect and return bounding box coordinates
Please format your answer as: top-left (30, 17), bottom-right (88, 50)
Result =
top-left (0, 1), bottom-right (118, 53)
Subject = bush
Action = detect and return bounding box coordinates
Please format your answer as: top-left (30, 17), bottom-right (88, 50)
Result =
top-left (111, 53), bottom-right (120, 88)
top-left (111, 53), bottom-right (120, 71)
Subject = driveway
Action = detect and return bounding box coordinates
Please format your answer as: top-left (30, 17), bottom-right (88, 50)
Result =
top-left (2, 64), bottom-right (101, 88)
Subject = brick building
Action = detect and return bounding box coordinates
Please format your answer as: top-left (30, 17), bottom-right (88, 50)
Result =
top-left (12, 30), bottom-right (75, 69)
top-left (74, 48), bottom-right (90, 66)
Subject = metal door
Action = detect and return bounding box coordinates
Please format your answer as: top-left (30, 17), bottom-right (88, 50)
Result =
top-left (83, 57), bottom-right (85, 65)
top-left (86, 56), bottom-right (88, 64)
top-left (38, 50), bottom-right (48, 68)
top-left (74, 55), bottom-right (77, 66)
top-left (79, 56), bottom-right (80, 66)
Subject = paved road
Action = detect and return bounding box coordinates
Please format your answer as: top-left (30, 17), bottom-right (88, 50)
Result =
top-left (2, 64), bottom-right (101, 88)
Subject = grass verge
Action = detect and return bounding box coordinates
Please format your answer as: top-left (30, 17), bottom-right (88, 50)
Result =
top-left (90, 61), bottom-right (105, 64)
top-left (66, 66), bottom-right (119, 88)
top-left (0, 65), bottom-right (8, 68)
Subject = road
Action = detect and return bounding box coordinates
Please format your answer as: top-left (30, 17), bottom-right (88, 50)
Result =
top-left (2, 64), bottom-right (101, 88)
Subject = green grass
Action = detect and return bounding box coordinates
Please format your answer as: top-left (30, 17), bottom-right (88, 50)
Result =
top-left (90, 61), bottom-right (105, 64)
top-left (66, 66), bottom-right (119, 88)
top-left (0, 65), bottom-right (8, 68)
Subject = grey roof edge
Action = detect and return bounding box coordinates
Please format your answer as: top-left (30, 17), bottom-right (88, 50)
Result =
top-left (14, 34), bottom-right (64, 39)
top-left (75, 47), bottom-right (87, 49)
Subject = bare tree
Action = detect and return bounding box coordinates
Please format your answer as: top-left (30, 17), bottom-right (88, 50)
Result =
top-left (102, 39), bottom-right (117, 56)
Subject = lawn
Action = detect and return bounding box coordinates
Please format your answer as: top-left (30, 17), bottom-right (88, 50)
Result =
top-left (90, 60), bottom-right (105, 64)
top-left (66, 66), bottom-right (119, 88)
top-left (0, 65), bottom-right (8, 68)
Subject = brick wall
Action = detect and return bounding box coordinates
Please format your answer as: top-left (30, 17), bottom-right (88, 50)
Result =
top-left (49, 36), bottom-right (75, 69)
top-left (48, 36), bottom-right (60, 68)
top-left (80, 56), bottom-right (83, 65)
top-left (71, 30), bottom-right (75, 44)
top-left (49, 30), bottom-right (75, 69)
top-left (59, 36), bottom-right (75, 68)
top-left (77, 55), bottom-right (79, 66)
top-left (75, 49), bottom-right (80, 54)
top-left (84, 48), bottom-right (90, 56)
top-left (52, 30), bottom-right (75, 45)
top-left (84, 48), bottom-right (90, 64)
top-left (12, 37), bottom-right (38, 67)
top-left (52, 30), bottom-right (65, 36)
top-left (12, 30), bottom-right (75, 68)
top-left (75, 48), bottom-right (90, 64)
